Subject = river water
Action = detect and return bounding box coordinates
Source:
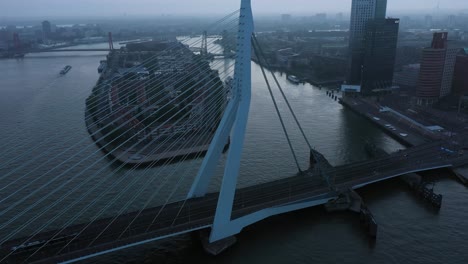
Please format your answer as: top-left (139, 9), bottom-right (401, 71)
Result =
top-left (0, 42), bottom-right (467, 264)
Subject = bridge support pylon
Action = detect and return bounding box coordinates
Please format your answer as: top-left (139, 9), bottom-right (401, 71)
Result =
top-left (108, 32), bottom-right (114, 51)
top-left (186, 0), bottom-right (254, 243)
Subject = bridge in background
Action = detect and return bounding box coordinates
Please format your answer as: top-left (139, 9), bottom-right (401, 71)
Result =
top-left (2, 1), bottom-right (468, 263)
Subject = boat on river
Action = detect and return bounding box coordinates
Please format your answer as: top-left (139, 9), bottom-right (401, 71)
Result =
top-left (287, 75), bottom-right (300, 84)
top-left (60, 65), bottom-right (72, 75)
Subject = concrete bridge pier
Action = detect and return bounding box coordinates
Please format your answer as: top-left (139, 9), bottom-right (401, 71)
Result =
top-left (194, 229), bottom-right (237, 256)
top-left (401, 173), bottom-right (442, 209)
top-left (324, 189), bottom-right (378, 238)
top-left (453, 167), bottom-right (468, 186)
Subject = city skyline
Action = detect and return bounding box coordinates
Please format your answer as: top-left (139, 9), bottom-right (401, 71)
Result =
top-left (1, 0), bottom-right (467, 18)
top-left (1, 0), bottom-right (468, 263)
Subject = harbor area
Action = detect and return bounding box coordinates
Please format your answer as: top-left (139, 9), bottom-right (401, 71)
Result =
top-left (339, 96), bottom-right (428, 146)
top-left (84, 40), bottom-right (229, 166)
top-left (339, 94), bottom-right (468, 147)
top-left (86, 111), bottom-right (228, 166)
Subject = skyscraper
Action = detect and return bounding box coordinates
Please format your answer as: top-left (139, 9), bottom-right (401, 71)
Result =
top-left (452, 49), bottom-right (468, 96)
top-left (42, 20), bottom-right (51, 40)
top-left (416, 32), bottom-right (461, 105)
top-left (347, 0), bottom-right (388, 87)
top-left (361, 18), bottom-right (400, 93)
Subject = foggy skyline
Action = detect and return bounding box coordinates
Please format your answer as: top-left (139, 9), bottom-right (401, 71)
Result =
top-left (1, 0), bottom-right (467, 18)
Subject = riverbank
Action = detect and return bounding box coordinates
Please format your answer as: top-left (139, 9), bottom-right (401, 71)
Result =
top-left (85, 110), bottom-right (229, 167)
top-left (339, 96), bottom-right (429, 147)
top-left (251, 57), bottom-right (343, 88)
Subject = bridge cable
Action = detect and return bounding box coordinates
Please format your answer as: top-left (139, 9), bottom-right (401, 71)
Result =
top-left (252, 34), bottom-right (336, 187)
top-left (115, 97), bottom-right (230, 240)
top-left (0, 40), bottom-right (236, 233)
top-left (58, 86), bottom-right (230, 252)
top-left (0, 44), bottom-right (234, 238)
top-left (18, 139), bottom-right (444, 260)
top-left (5, 80), bottom-right (230, 262)
top-left (252, 34), bottom-right (313, 151)
top-left (73, 76), bottom-right (231, 248)
top-left (10, 62), bottom-right (236, 260)
top-left (0, 27), bottom-right (239, 214)
top-left (0, 9), bottom-right (240, 172)
top-left (0, 67), bottom-right (233, 245)
top-left (51, 35), bottom-right (236, 254)
top-left (2, 55), bottom-right (229, 223)
top-left (1, 19), bottom-right (350, 260)
top-left (2, 13), bottom-right (241, 260)
top-left (0, 17), bottom-right (239, 177)
top-left (251, 36), bottom-right (302, 172)
top-left (0, 36), bottom-right (209, 168)
top-left (0, 18), bottom-right (237, 179)
top-left (19, 78), bottom-right (231, 262)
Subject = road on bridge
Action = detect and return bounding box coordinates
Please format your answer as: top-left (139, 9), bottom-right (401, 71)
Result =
top-left (2, 140), bottom-right (468, 263)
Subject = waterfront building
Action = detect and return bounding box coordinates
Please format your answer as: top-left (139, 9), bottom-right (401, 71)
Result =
top-left (346, 0), bottom-right (388, 90)
top-left (276, 48), bottom-right (298, 69)
top-left (416, 32), bottom-right (461, 105)
top-left (452, 48), bottom-right (468, 96)
top-left (361, 18), bottom-right (399, 93)
top-left (440, 47), bottom-right (460, 97)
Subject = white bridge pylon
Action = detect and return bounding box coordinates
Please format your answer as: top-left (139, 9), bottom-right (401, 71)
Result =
top-left (187, 0), bottom-right (335, 243)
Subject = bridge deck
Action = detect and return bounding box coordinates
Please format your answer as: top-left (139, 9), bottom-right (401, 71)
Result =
top-left (28, 49), bottom-right (111, 53)
top-left (2, 141), bottom-right (468, 263)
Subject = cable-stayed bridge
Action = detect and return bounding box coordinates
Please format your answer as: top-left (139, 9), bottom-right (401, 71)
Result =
top-left (1, 1), bottom-right (468, 263)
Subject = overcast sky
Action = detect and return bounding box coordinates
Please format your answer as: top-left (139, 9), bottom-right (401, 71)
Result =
top-left (1, 0), bottom-right (467, 18)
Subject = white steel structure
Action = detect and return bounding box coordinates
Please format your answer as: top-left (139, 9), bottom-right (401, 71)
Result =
top-left (188, 0), bottom-right (336, 243)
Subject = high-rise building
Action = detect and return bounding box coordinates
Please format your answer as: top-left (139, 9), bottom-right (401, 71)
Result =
top-left (42, 20), bottom-right (51, 39)
top-left (416, 32), bottom-right (461, 105)
top-left (431, 32), bottom-right (447, 49)
top-left (361, 18), bottom-right (400, 93)
top-left (417, 48), bottom-right (446, 101)
top-left (440, 48), bottom-right (460, 97)
top-left (347, 0), bottom-right (388, 87)
top-left (452, 49), bottom-right (468, 96)
top-left (344, 0), bottom-right (398, 94)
